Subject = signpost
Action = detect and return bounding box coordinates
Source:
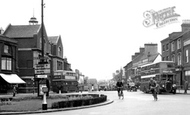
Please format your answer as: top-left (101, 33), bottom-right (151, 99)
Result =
top-left (35, 63), bottom-right (50, 97)
top-left (35, 64), bottom-right (50, 74)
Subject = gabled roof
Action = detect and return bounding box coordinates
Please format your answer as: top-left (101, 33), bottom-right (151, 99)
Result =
top-left (3, 24), bottom-right (41, 38)
top-left (148, 53), bottom-right (160, 62)
top-left (48, 36), bottom-right (59, 45)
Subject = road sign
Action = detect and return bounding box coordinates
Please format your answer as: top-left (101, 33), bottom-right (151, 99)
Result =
top-left (35, 69), bottom-right (50, 74)
top-left (35, 64), bottom-right (50, 70)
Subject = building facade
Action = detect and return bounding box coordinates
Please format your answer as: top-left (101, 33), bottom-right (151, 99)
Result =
top-left (48, 36), bottom-right (78, 93)
top-left (0, 35), bottom-right (25, 93)
top-left (161, 22), bottom-right (190, 87)
top-left (3, 24), bottom-right (51, 93)
top-left (3, 23), bottom-right (76, 93)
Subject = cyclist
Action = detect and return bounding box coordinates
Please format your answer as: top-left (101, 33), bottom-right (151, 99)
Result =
top-left (116, 78), bottom-right (124, 99)
top-left (149, 78), bottom-right (158, 101)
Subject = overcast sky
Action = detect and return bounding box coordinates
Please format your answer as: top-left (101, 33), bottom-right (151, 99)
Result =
top-left (0, 0), bottom-right (189, 81)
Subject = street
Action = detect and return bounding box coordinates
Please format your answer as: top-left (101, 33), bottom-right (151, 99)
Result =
top-left (25, 90), bottom-right (190, 115)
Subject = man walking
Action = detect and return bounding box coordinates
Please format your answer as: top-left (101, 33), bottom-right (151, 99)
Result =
top-left (13, 85), bottom-right (17, 97)
top-left (184, 80), bottom-right (188, 94)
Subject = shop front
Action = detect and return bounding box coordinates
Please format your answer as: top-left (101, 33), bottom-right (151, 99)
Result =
top-left (0, 73), bottom-right (25, 93)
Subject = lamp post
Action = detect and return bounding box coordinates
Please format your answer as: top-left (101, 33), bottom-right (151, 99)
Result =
top-left (41, 0), bottom-right (44, 59)
top-left (40, 0), bottom-right (47, 110)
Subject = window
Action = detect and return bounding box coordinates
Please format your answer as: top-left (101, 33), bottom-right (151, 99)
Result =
top-left (177, 39), bottom-right (181, 49)
top-left (177, 52), bottom-right (181, 65)
top-left (4, 45), bottom-right (11, 54)
top-left (171, 42), bottom-right (175, 52)
top-left (186, 50), bottom-right (189, 63)
top-left (57, 61), bottom-right (63, 70)
top-left (162, 45), bottom-right (165, 52)
top-left (166, 44), bottom-right (169, 51)
top-left (171, 54), bottom-right (175, 62)
top-left (1, 57), bottom-right (12, 70)
top-left (162, 57), bottom-right (165, 61)
top-left (58, 47), bottom-right (62, 57)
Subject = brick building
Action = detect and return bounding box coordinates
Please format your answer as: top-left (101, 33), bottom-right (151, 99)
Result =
top-left (3, 24), bottom-right (51, 93)
top-left (161, 22), bottom-right (190, 87)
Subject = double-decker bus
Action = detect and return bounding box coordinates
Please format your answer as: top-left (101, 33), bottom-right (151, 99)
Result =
top-left (52, 70), bottom-right (78, 93)
top-left (140, 61), bottom-right (177, 94)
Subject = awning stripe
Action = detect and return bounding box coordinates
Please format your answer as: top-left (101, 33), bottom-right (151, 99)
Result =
top-left (0, 73), bottom-right (25, 84)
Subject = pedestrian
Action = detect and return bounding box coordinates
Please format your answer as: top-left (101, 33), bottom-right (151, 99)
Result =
top-left (13, 85), bottom-right (17, 97)
top-left (149, 78), bottom-right (158, 101)
top-left (184, 80), bottom-right (188, 94)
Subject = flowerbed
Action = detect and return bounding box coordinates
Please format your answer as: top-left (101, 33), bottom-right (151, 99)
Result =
top-left (51, 94), bottom-right (107, 109)
top-left (0, 93), bottom-right (107, 112)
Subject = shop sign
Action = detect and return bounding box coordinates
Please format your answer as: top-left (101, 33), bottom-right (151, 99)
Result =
top-left (65, 76), bottom-right (76, 80)
top-left (36, 75), bottom-right (47, 78)
top-left (35, 69), bottom-right (50, 74)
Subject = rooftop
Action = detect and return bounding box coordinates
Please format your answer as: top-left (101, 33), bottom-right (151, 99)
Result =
top-left (3, 24), bottom-right (41, 38)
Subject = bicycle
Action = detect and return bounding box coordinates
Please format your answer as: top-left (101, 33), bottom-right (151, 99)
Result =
top-left (117, 87), bottom-right (124, 99)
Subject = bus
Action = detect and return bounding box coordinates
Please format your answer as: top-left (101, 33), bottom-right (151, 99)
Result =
top-left (140, 61), bottom-right (177, 94)
top-left (52, 70), bottom-right (78, 93)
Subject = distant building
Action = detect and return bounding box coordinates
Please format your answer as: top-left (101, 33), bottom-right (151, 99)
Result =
top-left (49, 36), bottom-right (77, 93)
top-left (124, 43), bottom-right (161, 82)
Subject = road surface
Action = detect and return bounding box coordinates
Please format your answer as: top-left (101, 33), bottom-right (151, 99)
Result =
top-left (25, 90), bottom-right (190, 115)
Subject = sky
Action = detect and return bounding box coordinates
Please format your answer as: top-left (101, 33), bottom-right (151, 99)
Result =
top-left (0, 0), bottom-right (190, 81)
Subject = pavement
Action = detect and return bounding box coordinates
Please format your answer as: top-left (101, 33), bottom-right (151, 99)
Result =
top-left (0, 91), bottom-right (114, 115)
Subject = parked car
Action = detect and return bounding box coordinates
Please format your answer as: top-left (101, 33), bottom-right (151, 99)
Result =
top-left (128, 82), bottom-right (137, 91)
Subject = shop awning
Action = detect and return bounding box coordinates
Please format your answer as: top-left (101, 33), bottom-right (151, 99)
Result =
top-left (0, 73), bottom-right (25, 84)
top-left (141, 74), bottom-right (158, 79)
